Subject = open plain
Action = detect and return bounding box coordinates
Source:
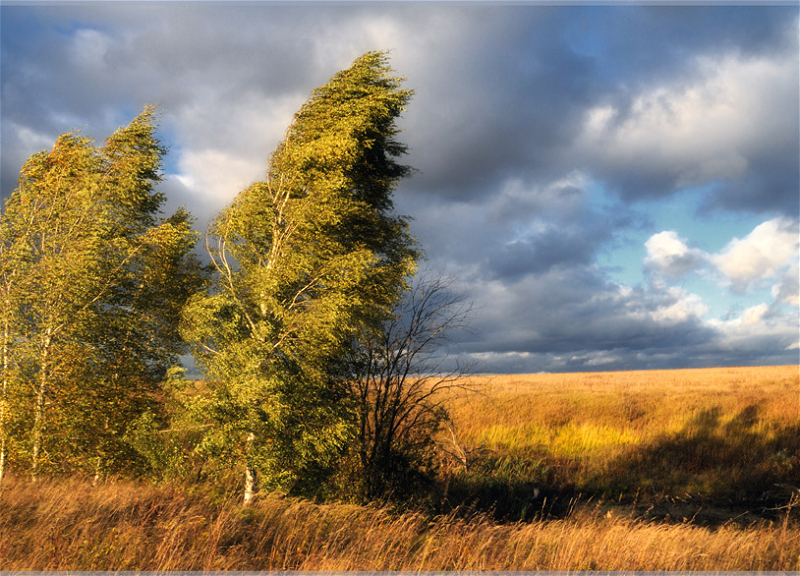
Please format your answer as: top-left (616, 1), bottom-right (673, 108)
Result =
top-left (1, 365), bottom-right (798, 570)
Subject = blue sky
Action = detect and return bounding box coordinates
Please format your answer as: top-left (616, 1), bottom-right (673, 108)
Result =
top-left (1, 2), bottom-right (798, 373)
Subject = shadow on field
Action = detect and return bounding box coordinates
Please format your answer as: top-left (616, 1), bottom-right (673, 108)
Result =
top-left (435, 450), bottom-right (580, 522)
top-left (594, 403), bottom-right (800, 519)
top-left (436, 404), bottom-right (800, 524)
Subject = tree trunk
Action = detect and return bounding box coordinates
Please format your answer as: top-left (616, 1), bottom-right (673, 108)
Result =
top-left (244, 465), bottom-right (258, 505)
top-left (93, 409), bottom-right (112, 486)
top-left (93, 456), bottom-right (102, 486)
top-left (243, 432), bottom-right (258, 505)
top-left (31, 329), bottom-right (52, 481)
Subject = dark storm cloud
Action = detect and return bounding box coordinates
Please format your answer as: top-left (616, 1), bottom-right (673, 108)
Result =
top-left (487, 231), bottom-right (597, 281)
top-left (482, 197), bottom-right (623, 281)
top-left (705, 145), bottom-right (800, 215)
top-left (567, 7), bottom-right (799, 214)
top-left (2, 3), bottom-right (798, 373)
top-left (399, 5), bottom-right (799, 213)
top-left (396, 173), bottom-right (621, 281)
top-left (398, 7), bottom-right (605, 202)
top-left (563, 6), bottom-right (795, 79)
top-left (461, 269), bottom-right (709, 355)
top-left (4, 4), bottom-right (797, 214)
top-left (455, 264), bottom-right (796, 374)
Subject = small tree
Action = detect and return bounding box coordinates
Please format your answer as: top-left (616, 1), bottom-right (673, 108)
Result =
top-left (182, 51), bottom-right (418, 503)
top-left (345, 275), bottom-right (472, 502)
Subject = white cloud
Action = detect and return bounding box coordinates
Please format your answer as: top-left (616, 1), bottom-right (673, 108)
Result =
top-left (640, 219), bottom-right (799, 318)
top-left (9, 122), bottom-right (55, 152)
top-left (650, 286), bottom-right (709, 324)
top-left (573, 350), bottom-right (624, 368)
top-left (69, 28), bottom-right (111, 70)
top-left (772, 263), bottom-right (799, 307)
top-left (172, 149), bottom-right (263, 205)
top-left (173, 91), bottom-right (304, 164)
top-left (167, 91), bottom-right (310, 212)
top-left (740, 303), bottom-right (769, 326)
top-left (631, 219), bottom-right (799, 365)
top-left (578, 50), bottom-right (797, 192)
top-left (644, 230), bottom-right (705, 277)
top-left (708, 300), bottom-right (798, 356)
top-left (711, 217), bottom-right (799, 293)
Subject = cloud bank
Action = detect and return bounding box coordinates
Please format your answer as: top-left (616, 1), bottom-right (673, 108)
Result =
top-left (2, 3), bottom-right (797, 373)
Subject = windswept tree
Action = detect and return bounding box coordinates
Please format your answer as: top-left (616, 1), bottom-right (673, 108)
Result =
top-left (0, 107), bottom-right (203, 480)
top-left (182, 51), bottom-right (418, 503)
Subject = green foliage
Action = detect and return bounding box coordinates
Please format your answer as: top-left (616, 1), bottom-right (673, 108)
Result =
top-left (183, 51), bottom-right (418, 498)
top-left (0, 106), bottom-right (205, 480)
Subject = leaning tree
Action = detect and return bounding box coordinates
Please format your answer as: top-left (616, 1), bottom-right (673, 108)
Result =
top-left (182, 51), bottom-right (419, 503)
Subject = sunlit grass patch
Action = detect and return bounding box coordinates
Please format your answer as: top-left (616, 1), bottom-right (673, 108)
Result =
top-left (549, 422), bottom-right (640, 459)
top-left (478, 423), bottom-right (552, 451)
top-left (443, 365), bottom-right (800, 505)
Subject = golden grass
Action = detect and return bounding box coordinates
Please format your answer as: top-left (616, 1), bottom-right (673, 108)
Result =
top-left (1, 365), bottom-right (797, 570)
top-left (442, 365), bottom-right (799, 502)
top-left (0, 474), bottom-right (798, 570)
top-left (451, 365), bottom-right (798, 439)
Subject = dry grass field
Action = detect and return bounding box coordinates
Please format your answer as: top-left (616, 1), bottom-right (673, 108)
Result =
top-left (1, 365), bottom-right (798, 570)
top-left (1, 473), bottom-right (797, 570)
top-left (440, 365), bottom-right (799, 520)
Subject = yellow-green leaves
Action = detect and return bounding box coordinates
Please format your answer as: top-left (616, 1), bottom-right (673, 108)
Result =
top-left (184, 51), bottom-right (418, 498)
top-left (0, 107), bottom-right (203, 480)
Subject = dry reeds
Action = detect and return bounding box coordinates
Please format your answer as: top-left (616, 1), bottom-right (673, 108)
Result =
top-left (0, 474), bottom-right (798, 570)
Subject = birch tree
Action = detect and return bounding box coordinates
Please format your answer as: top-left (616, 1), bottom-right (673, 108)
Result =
top-left (0, 224), bottom-right (26, 482)
top-left (0, 107), bottom-right (202, 479)
top-left (183, 51), bottom-right (418, 503)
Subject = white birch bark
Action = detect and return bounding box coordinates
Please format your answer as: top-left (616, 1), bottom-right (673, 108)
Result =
top-left (0, 312), bottom-right (8, 483)
top-left (31, 328), bottom-right (52, 481)
top-left (243, 431), bottom-right (257, 505)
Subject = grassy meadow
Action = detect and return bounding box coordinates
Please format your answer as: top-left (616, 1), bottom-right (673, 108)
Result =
top-left (440, 365), bottom-right (800, 522)
top-left (1, 365), bottom-right (798, 570)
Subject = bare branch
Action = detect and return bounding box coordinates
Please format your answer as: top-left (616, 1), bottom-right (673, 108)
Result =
top-left (349, 273), bottom-right (474, 500)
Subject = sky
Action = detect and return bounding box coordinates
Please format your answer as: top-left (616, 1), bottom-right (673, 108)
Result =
top-left (1, 1), bottom-right (798, 374)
